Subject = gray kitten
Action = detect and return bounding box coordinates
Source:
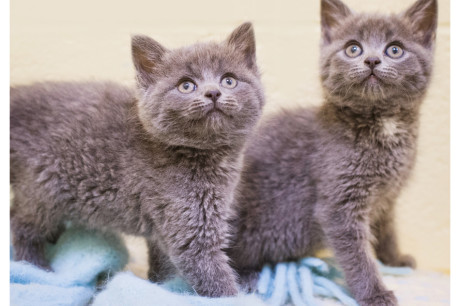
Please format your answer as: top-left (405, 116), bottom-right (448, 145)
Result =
top-left (10, 22), bottom-right (265, 297)
top-left (229, 0), bottom-right (437, 305)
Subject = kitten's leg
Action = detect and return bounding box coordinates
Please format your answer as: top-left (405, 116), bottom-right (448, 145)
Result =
top-left (157, 215), bottom-right (238, 297)
top-left (371, 199), bottom-right (416, 268)
top-left (10, 191), bottom-right (63, 270)
top-left (45, 224), bottom-right (66, 244)
top-left (11, 208), bottom-right (49, 269)
top-left (168, 245), bottom-right (238, 297)
top-left (318, 200), bottom-right (397, 306)
top-left (147, 240), bottom-right (176, 283)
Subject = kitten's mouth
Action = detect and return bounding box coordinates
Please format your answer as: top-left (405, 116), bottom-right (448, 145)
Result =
top-left (207, 108), bottom-right (225, 115)
top-left (366, 72), bottom-right (380, 85)
top-left (205, 105), bottom-right (228, 117)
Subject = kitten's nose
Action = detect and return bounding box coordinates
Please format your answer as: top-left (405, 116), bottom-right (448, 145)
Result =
top-left (204, 90), bottom-right (221, 103)
top-left (364, 57), bottom-right (381, 69)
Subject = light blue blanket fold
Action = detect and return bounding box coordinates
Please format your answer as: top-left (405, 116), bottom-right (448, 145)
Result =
top-left (92, 272), bottom-right (266, 306)
top-left (10, 227), bottom-right (129, 306)
top-left (10, 227), bottom-right (412, 306)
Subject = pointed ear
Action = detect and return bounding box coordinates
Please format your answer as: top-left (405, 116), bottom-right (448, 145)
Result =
top-left (226, 22), bottom-right (256, 69)
top-left (402, 0), bottom-right (437, 48)
top-left (321, 0), bottom-right (353, 44)
top-left (132, 35), bottom-right (167, 89)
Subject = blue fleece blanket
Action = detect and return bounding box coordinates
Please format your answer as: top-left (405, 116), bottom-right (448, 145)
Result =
top-left (10, 227), bottom-right (412, 306)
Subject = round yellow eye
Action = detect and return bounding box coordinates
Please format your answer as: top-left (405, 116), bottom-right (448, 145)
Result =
top-left (386, 45), bottom-right (404, 59)
top-left (221, 76), bottom-right (237, 89)
top-left (345, 44), bottom-right (362, 58)
top-left (178, 81), bottom-right (196, 93)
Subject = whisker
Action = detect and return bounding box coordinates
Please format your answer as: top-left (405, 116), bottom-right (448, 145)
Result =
top-left (189, 102), bottom-right (206, 108)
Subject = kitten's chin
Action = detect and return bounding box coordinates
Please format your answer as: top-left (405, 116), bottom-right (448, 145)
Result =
top-left (358, 75), bottom-right (388, 100)
top-left (203, 114), bottom-right (231, 132)
top-left (198, 107), bottom-right (238, 131)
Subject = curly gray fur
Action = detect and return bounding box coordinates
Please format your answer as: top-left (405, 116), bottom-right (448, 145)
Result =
top-left (10, 22), bottom-right (265, 297)
top-left (228, 1), bottom-right (437, 305)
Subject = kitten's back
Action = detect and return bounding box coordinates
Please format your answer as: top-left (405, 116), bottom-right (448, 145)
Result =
top-left (10, 82), bottom-right (136, 184)
top-left (11, 81), bottom-right (134, 131)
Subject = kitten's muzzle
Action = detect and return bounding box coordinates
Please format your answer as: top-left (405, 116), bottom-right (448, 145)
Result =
top-left (363, 57), bottom-right (383, 85)
top-left (202, 100), bottom-right (227, 117)
top-left (203, 89), bottom-right (230, 117)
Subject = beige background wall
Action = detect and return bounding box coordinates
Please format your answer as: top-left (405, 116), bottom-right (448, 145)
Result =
top-left (11, 0), bottom-right (450, 273)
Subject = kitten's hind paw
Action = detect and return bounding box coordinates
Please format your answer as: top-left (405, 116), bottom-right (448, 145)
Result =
top-left (393, 254), bottom-right (416, 268)
top-left (13, 241), bottom-right (52, 271)
top-left (147, 270), bottom-right (169, 284)
top-left (359, 290), bottom-right (398, 306)
top-left (238, 269), bottom-right (260, 293)
top-left (381, 253), bottom-right (416, 269)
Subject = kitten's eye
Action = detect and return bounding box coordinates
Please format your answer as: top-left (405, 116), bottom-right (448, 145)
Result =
top-left (177, 81), bottom-right (197, 94)
top-left (345, 44), bottom-right (362, 58)
top-left (385, 45), bottom-right (404, 59)
top-left (221, 76), bottom-right (238, 89)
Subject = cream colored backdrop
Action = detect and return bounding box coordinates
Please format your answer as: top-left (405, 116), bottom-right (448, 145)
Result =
top-left (11, 0), bottom-right (450, 273)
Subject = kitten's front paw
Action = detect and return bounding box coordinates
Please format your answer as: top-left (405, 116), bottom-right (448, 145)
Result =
top-left (198, 280), bottom-right (239, 297)
top-left (359, 290), bottom-right (398, 306)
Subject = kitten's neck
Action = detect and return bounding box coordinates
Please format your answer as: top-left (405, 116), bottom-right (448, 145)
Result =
top-left (164, 144), bottom-right (243, 164)
top-left (128, 107), bottom-right (246, 164)
top-left (324, 101), bottom-right (418, 123)
top-left (320, 100), bottom-right (421, 145)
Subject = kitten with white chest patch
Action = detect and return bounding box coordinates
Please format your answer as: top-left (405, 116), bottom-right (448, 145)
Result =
top-left (229, 0), bottom-right (437, 305)
top-left (10, 23), bottom-right (264, 297)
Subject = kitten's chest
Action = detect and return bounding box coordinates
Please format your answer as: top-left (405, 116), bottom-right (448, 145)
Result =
top-left (355, 117), bottom-right (415, 168)
top-left (186, 156), bottom-right (242, 191)
top-left (353, 136), bottom-right (416, 190)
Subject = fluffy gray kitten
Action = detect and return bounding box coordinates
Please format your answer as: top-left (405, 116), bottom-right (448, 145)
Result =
top-left (10, 22), bottom-right (265, 297)
top-left (229, 0), bottom-right (437, 305)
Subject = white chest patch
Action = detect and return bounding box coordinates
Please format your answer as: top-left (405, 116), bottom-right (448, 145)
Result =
top-left (381, 118), bottom-right (399, 138)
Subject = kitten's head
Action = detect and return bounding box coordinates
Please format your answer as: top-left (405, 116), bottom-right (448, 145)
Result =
top-left (320, 0), bottom-right (437, 111)
top-left (132, 23), bottom-right (264, 149)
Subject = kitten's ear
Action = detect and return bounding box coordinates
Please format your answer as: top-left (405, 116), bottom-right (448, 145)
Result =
top-left (132, 35), bottom-right (168, 89)
top-left (321, 0), bottom-right (353, 44)
top-left (226, 22), bottom-right (256, 69)
top-left (402, 0), bottom-right (437, 48)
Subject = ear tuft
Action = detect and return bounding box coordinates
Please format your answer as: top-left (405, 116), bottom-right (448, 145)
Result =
top-left (131, 35), bottom-right (167, 89)
top-left (321, 0), bottom-right (353, 44)
top-left (226, 22), bottom-right (257, 69)
top-left (402, 0), bottom-right (437, 48)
